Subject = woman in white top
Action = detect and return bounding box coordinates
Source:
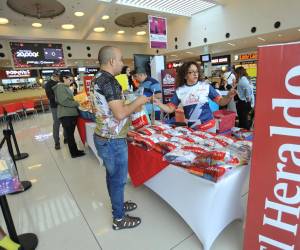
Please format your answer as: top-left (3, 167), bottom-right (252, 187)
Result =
top-left (235, 66), bottom-right (253, 130)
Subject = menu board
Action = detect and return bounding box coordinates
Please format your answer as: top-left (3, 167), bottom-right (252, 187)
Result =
top-left (10, 42), bottom-right (65, 68)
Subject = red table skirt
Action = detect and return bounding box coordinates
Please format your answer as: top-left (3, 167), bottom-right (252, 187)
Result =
top-left (128, 143), bottom-right (169, 187)
top-left (77, 117), bottom-right (93, 145)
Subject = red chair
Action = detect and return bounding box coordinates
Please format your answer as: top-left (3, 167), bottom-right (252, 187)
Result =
top-left (22, 100), bottom-right (38, 117)
top-left (0, 105), bottom-right (4, 122)
top-left (3, 103), bottom-right (20, 120)
top-left (14, 102), bottom-right (26, 118)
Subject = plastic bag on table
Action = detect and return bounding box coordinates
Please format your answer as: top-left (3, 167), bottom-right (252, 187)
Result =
top-left (168, 136), bottom-right (193, 146)
top-left (154, 141), bottom-right (181, 154)
top-left (174, 127), bottom-right (193, 135)
top-left (163, 148), bottom-right (198, 167)
top-left (0, 149), bottom-right (23, 195)
top-left (137, 127), bottom-right (157, 136)
top-left (135, 134), bottom-right (169, 150)
top-left (191, 131), bottom-right (215, 139)
top-left (213, 135), bottom-right (235, 147)
top-left (149, 124), bottom-right (171, 132)
top-left (226, 141), bottom-right (252, 166)
top-left (187, 165), bottom-right (228, 182)
top-left (162, 129), bottom-right (183, 138)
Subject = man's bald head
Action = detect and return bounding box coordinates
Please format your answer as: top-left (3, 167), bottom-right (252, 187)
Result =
top-left (98, 46), bottom-right (123, 75)
top-left (98, 46), bottom-right (117, 65)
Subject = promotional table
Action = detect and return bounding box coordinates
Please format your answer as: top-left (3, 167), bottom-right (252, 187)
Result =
top-left (84, 123), bottom-right (249, 250)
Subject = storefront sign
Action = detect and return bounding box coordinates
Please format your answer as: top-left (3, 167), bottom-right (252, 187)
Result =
top-left (244, 42), bottom-right (300, 250)
top-left (149, 15), bottom-right (167, 49)
top-left (239, 52), bottom-right (258, 61)
top-left (5, 70), bottom-right (31, 78)
top-left (211, 55), bottom-right (230, 65)
top-left (167, 62), bottom-right (183, 69)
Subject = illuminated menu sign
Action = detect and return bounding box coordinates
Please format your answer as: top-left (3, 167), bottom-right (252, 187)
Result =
top-left (10, 42), bottom-right (65, 68)
top-left (5, 70), bottom-right (31, 78)
top-left (239, 52), bottom-right (258, 61)
top-left (211, 55), bottom-right (230, 65)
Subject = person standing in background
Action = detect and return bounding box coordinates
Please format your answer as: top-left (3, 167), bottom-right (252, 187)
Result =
top-left (44, 70), bottom-right (67, 150)
top-left (52, 72), bottom-right (85, 158)
top-left (223, 66), bottom-right (237, 112)
top-left (70, 79), bottom-right (78, 96)
top-left (133, 68), bottom-right (162, 120)
top-left (121, 66), bottom-right (135, 91)
top-left (235, 66), bottom-right (253, 130)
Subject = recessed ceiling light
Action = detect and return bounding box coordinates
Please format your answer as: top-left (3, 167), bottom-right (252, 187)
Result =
top-left (278, 34), bottom-right (283, 37)
top-left (117, 30), bottom-right (125, 34)
top-left (94, 27), bottom-right (105, 32)
top-left (227, 43), bottom-right (236, 46)
top-left (257, 37), bottom-right (266, 41)
top-left (171, 55), bottom-right (177, 57)
top-left (298, 29), bottom-right (300, 32)
top-left (74, 11), bottom-right (85, 17)
top-left (186, 51), bottom-right (193, 54)
top-left (62, 24), bottom-right (75, 30)
top-left (32, 22), bottom-right (42, 28)
top-left (0, 17), bottom-right (9, 25)
top-left (136, 31), bottom-right (146, 36)
top-left (102, 15), bottom-right (110, 20)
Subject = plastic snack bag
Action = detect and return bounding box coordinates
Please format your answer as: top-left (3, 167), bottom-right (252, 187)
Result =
top-left (0, 149), bottom-right (23, 195)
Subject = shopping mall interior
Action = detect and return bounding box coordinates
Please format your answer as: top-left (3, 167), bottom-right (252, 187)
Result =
top-left (0, 0), bottom-right (299, 249)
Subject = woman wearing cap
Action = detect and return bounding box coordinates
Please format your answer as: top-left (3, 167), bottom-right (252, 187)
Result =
top-left (154, 61), bottom-right (236, 132)
top-left (52, 72), bottom-right (85, 158)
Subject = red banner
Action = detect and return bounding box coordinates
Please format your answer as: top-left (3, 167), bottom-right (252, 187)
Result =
top-left (244, 42), bottom-right (300, 249)
top-left (83, 76), bottom-right (93, 96)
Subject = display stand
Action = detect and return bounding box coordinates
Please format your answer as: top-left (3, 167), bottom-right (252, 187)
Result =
top-left (1, 129), bottom-right (32, 192)
top-left (6, 116), bottom-right (29, 161)
top-left (0, 132), bottom-right (38, 249)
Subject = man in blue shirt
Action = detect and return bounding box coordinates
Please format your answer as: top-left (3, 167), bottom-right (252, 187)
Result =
top-left (132, 68), bottom-right (162, 120)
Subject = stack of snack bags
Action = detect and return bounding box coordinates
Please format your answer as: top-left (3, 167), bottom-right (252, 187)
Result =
top-left (127, 123), bottom-right (252, 182)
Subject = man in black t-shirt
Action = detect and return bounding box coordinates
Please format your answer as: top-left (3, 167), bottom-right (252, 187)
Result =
top-left (44, 70), bottom-right (67, 149)
top-left (91, 46), bottom-right (149, 230)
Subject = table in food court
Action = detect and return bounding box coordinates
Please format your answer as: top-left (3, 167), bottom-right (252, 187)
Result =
top-left (84, 122), bottom-right (249, 250)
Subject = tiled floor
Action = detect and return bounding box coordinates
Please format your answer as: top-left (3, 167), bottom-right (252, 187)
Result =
top-left (0, 113), bottom-right (248, 250)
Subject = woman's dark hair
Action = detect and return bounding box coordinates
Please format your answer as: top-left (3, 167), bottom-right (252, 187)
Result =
top-left (235, 66), bottom-right (248, 80)
top-left (59, 71), bottom-right (73, 82)
top-left (121, 66), bottom-right (129, 74)
top-left (175, 61), bottom-right (201, 88)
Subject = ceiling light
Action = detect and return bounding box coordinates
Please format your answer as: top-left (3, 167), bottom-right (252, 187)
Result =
top-left (278, 34), bottom-right (283, 37)
top-left (227, 43), bottom-right (235, 46)
top-left (136, 31), bottom-right (146, 36)
top-left (97, 0), bottom-right (112, 2)
top-left (32, 22), bottom-right (42, 28)
top-left (257, 37), bottom-right (266, 41)
top-left (102, 15), bottom-right (110, 20)
top-left (74, 11), bottom-right (85, 17)
top-left (298, 29), bottom-right (300, 32)
top-left (94, 27), bottom-right (105, 32)
top-left (186, 52), bottom-right (193, 54)
top-left (171, 55), bottom-right (177, 57)
top-left (62, 24), bottom-right (75, 30)
top-left (0, 17), bottom-right (9, 25)
top-left (117, 30), bottom-right (125, 34)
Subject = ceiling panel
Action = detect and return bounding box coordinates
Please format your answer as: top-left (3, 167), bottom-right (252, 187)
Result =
top-left (116, 0), bottom-right (217, 16)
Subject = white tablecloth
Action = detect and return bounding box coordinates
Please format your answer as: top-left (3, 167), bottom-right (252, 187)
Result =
top-left (145, 165), bottom-right (249, 250)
